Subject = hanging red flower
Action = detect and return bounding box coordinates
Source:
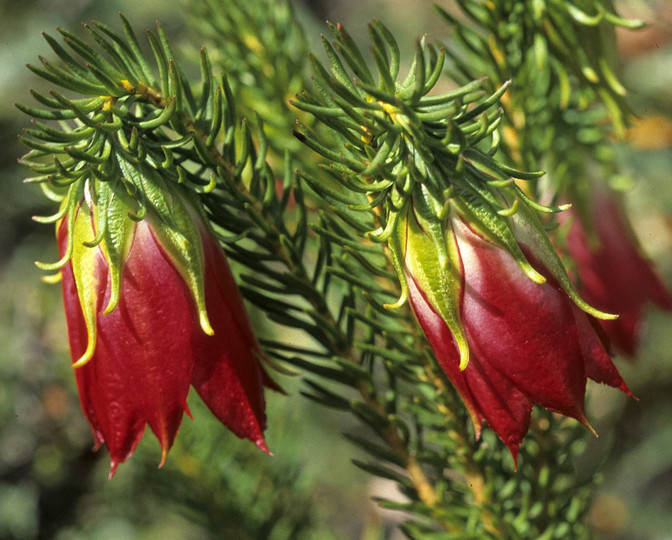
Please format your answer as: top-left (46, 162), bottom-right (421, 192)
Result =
top-left (565, 183), bottom-right (671, 356)
top-left (395, 191), bottom-right (632, 462)
top-left (57, 174), bottom-right (270, 477)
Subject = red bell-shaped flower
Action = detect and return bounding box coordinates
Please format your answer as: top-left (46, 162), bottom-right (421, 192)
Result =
top-left (565, 183), bottom-right (671, 356)
top-left (396, 191), bottom-right (632, 462)
top-left (56, 174), bottom-right (270, 477)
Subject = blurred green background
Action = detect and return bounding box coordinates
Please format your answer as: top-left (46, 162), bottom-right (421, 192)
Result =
top-left (1, 1), bottom-right (671, 538)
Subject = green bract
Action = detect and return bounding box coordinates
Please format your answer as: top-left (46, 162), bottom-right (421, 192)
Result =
top-left (56, 165), bottom-right (215, 367)
top-left (397, 188), bottom-right (468, 370)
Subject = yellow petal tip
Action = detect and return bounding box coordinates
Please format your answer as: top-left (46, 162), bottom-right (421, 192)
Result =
top-left (158, 447), bottom-right (168, 469)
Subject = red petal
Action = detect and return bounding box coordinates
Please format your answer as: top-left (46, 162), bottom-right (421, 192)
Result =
top-left (573, 306), bottom-right (634, 397)
top-left (190, 229), bottom-right (268, 453)
top-left (62, 220), bottom-right (197, 474)
top-left (60, 234), bottom-right (146, 475)
top-left (454, 356), bottom-right (533, 464)
top-left (107, 222), bottom-right (196, 459)
top-left (408, 273), bottom-right (532, 462)
top-left (407, 275), bottom-right (485, 434)
top-left (455, 218), bottom-right (589, 423)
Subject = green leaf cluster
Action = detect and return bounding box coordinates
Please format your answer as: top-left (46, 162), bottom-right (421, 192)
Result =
top-left (184, 0), bottom-right (309, 160)
top-left (439, 0), bottom-right (640, 144)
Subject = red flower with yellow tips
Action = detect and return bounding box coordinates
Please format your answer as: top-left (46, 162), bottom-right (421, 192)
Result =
top-left (54, 169), bottom-right (270, 477)
top-left (392, 188), bottom-right (632, 462)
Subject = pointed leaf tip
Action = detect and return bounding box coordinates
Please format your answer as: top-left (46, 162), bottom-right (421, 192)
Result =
top-left (199, 311), bottom-right (215, 336)
top-left (456, 337), bottom-right (469, 371)
top-left (383, 288), bottom-right (408, 310)
top-left (158, 446), bottom-right (169, 469)
top-left (524, 264), bottom-right (547, 284)
top-left (108, 460), bottom-right (119, 480)
top-left (71, 337), bottom-right (96, 368)
top-left (254, 436), bottom-right (271, 455)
